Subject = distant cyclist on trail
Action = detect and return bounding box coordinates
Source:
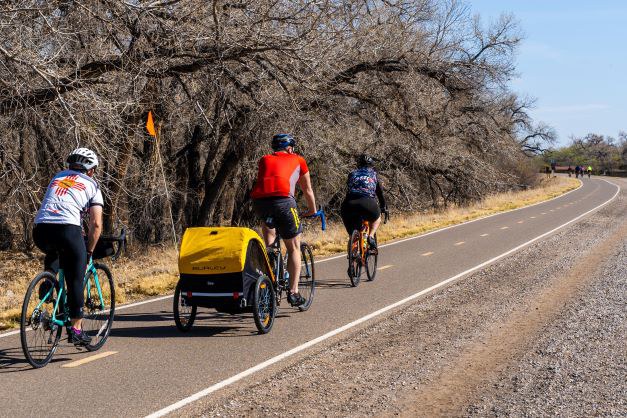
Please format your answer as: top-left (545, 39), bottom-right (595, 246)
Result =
top-left (251, 133), bottom-right (317, 307)
top-left (33, 148), bottom-right (103, 346)
top-left (587, 165), bottom-right (592, 178)
top-left (340, 154), bottom-right (388, 250)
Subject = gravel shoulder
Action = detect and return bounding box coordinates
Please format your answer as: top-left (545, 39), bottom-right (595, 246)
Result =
top-left (181, 180), bottom-right (626, 417)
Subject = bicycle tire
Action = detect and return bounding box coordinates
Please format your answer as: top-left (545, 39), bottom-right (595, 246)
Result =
top-left (348, 230), bottom-right (361, 287)
top-left (298, 243), bottom-right (315, 311)
top-left (83, 263), bottom-right (115, 351)
top-left (173, 280), bottom-right (197, 332)
top-left (253, 275), bottom-right (276, 334)
top-left (366, 234), bottom-right (378, 281)
top-left (20, 272), bottom-right (62, 368)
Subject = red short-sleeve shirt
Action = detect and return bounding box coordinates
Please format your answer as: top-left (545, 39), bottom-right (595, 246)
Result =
top-left (251, 152), bottom-right (309, 199)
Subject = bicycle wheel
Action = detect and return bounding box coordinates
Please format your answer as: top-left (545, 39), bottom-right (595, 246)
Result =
top-left (82, 263), bottom-right (115, 351)
top-left (366, 234), bottom-right (378, 281)
top-left (253, 275), bottom-right (276, 334)
top-left (298, 243), bottom-right (316, 311)
top-left (20, 272), bottom-right (62, 368)
top-left (173, 280), bottom-right (197, 332)
top-left (348, 230), bottom-right (361, 287)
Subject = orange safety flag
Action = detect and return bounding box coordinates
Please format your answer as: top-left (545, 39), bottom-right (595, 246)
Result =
top-left (146, 111), bottom-right (157, 137)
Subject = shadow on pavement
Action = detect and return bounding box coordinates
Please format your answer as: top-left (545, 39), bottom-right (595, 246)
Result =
top-left (316, 278), bottom-right (352, 289)
top-left (0, 346), bottom-right (72, 373)
top-left (111, 307), bottom-right (297, 338)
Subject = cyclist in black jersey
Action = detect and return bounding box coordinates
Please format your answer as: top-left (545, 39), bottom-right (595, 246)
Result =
top-left (340, 155), bottom-right (387, 248)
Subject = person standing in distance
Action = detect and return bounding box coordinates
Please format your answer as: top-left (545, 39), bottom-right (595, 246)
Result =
top-left (251, 134), bottom-right (317, 307)
top-left (33, 148), bottom-right (103, 346)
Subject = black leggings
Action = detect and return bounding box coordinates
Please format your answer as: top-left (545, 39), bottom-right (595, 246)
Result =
top-left (33, 224), bottom-right (86, 319)
top-left (341, 195), bottom-right (381, 234)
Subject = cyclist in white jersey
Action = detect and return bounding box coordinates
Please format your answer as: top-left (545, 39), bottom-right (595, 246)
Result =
top-left (33, 148), bottom-right (103, 346)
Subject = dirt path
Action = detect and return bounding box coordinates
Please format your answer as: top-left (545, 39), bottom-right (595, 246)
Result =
top-left (180, 183), bottom-right (627, 417)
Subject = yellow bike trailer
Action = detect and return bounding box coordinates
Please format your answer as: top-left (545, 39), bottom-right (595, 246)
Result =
top-left (177, 226), bottom-right (273, 309)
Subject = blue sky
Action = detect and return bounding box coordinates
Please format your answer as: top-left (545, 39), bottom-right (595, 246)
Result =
top-left (469, 1), bottom-right (626, 146)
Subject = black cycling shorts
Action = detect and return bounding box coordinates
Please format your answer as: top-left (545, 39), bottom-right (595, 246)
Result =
top-left (253, 197), bottom-right (302, 239)
top-left (341, 195), bottom-right (381, 234)
top-left (32, 223), bottom-right (87, 319)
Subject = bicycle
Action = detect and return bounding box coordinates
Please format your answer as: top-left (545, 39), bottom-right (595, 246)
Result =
top-left (20, 230), bottom-right (126, 368)
top-left (347, 209), bottom-right (389, 287)
top-left (254, 209), bottom-right (326, 333)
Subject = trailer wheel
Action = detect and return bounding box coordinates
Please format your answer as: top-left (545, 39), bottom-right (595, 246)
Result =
top-left (174, 281), bottom-right (197, 332)
top-left (253, 275), bottom-right (276, 334)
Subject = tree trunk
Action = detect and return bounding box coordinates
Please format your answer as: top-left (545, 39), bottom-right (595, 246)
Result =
top-left (196, 149), bottom-right (241, 226)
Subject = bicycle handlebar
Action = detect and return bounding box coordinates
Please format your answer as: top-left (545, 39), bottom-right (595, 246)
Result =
top-left (304, 209), bottom-right (326, 231)
top-left (99, 228), bottom-right (127, 261)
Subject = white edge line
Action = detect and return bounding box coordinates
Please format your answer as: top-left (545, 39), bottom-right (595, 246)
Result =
top-left (0, 178), bottom-right (593, 340)
top-left (145, 180), bottom-right (619, 418)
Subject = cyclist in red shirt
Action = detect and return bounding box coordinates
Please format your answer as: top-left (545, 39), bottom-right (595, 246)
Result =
top-left (251, 134), bottom-right (317, 306)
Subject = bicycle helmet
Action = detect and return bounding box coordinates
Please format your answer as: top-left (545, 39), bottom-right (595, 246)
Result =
top-left (67, 147), bottom-right (99, 170)
top-left (271, 133), bottom-right (296, 151)
top-left (358, 154), bottom-right (374, 168)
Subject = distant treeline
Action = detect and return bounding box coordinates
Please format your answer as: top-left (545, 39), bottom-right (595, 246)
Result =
top-left (541, 133), bottom-right (627, 173)
top-left (0, 1), bottom-right (551, 251)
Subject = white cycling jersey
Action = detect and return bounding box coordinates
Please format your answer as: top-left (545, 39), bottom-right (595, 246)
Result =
top-left (34, 170), bottom-right (104, 226)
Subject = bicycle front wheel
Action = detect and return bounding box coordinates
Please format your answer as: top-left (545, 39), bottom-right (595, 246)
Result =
top-left (366, 234), bottom-right (378, 281)
top-left (298, 243), bottom-right (316, 311)
top-left (83, 263), bottom-right (115, 351)
top-left (20, 272), bottom-right (62, 368)
top-left (348, 230), bottom-right (362, 287)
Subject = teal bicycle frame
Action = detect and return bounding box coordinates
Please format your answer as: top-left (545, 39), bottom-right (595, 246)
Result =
top-left (36, 259), bottom-right (106, 327)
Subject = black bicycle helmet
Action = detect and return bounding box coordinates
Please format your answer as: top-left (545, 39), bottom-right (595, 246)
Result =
top-left (358, 154), bottom-right (374, 168)
top-left (271, 133), bottom-right (296, 151)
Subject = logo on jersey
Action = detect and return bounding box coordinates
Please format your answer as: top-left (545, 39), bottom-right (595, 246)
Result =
top-left (51, 175), bottom-right (86, 196)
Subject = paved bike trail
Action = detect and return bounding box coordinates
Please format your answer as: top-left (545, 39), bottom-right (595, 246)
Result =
top-left (0, 177), bottom-right (620, 417)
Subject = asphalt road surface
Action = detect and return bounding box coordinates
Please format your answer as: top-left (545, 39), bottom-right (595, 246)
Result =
top-left (0, 177), bottom-right (620, 418)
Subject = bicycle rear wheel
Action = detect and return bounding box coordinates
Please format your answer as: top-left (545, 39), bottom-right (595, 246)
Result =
top-left (366, 234), bottom-right (378, 281)
top-left (348, 230), bottom-right (361, 287)
top-left (173, 280), bottom-right (197, 332)
top-left (253, 275), bottom-right (276, 334)
top-left (298, 243), bottom-right (316, 311)
top-left (20, 272), bottom-right (62, 368)
top-left (83, 264), bottom-right (115, 351)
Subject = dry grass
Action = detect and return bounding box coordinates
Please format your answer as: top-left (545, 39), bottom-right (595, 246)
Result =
top-left (0, 176), bottom-right (578, 330)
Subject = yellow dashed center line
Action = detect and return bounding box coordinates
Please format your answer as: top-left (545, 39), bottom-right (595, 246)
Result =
top-left (61, 351), bottom-right (118, 368)
top-left (377, 265), bottom-right (393, 271)
top-left (454, 241), bottom-right (465, 246)
top-left (421, 251), bottom-right (434, 256)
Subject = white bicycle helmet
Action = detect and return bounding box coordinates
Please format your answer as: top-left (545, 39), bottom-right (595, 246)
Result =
top-left (66, 147), bottom-right (99, 170)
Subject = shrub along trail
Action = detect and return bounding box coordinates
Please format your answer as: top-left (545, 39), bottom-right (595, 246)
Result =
top-left (184, 178), bottom-right (626, 417)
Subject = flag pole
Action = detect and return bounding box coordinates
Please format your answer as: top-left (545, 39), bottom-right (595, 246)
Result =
top-left (148, 112), bottom-right (178, 250)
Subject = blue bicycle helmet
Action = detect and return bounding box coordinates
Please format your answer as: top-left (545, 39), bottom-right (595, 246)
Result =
top-left (271, 133), bottom-right (296, 151)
